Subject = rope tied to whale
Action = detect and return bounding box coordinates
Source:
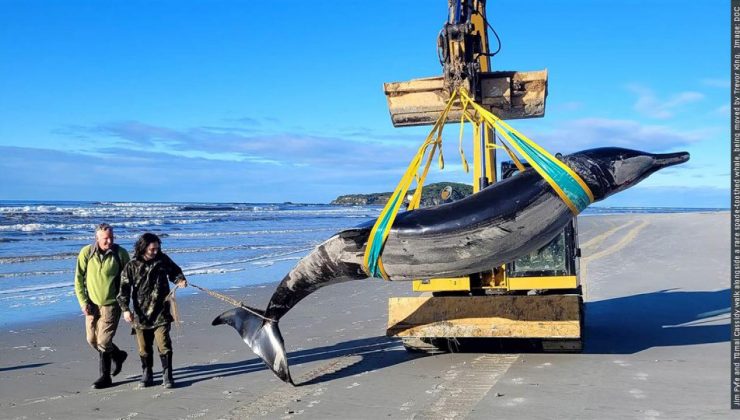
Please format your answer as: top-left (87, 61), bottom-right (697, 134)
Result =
top-left (187, 282), bottom-right (276, 322)
top-left (362, 88), bottom-right (594, 280)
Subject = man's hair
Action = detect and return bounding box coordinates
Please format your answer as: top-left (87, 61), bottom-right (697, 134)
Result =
top-left (95, 223), bottom-right (113, 234)
top-left (134, 232), bottom-right (161, 258)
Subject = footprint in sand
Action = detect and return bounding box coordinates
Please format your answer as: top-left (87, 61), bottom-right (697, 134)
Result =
top-left (641, 409), bottom-right (662, 419)
top-left (425, 383), bottom-right (445, 395)
top-left (312, 388), bottom-right (325, 397)
top-left (629, 389), bottom-right (646, 399)
top-left (185, 409), bottom-right (209, 418)
top-left (504, 397), bottom-right (526, 407)
top-left (151, 390), bottom-right (173, 398)
top-left (444, 369), bottom-right (460, 380)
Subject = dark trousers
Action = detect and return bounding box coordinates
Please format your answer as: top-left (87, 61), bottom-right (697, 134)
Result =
top-left (135, 324), bottom-right (172, 357)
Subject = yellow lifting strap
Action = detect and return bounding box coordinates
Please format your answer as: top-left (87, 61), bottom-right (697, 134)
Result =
top-left (362, 88), bottom-right (594, 280)
top-left (362, 90), bottom-right (458, 280)
top-left (456, 88), bottom-right (594, 214)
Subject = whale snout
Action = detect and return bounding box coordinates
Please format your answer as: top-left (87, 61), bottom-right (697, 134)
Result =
top-left (570, 147), bottom-right (692, 201)
top-left (653, 151), bottom-right (690, 169)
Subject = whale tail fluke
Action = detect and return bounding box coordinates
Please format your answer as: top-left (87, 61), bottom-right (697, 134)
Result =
top-left (212, 307), bottom-right (294, 385)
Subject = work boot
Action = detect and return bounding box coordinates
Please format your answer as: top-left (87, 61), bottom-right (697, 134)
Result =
top-left (92, 351), bottom-right (113, 389)
top-left (160, 353), bottom-right (174, 388)
top-left (111, 344), bottom-right (127, 377)
top-left (139, 354), bottom-right (153, 388)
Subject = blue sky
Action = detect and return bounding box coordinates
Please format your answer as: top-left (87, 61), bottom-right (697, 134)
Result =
top-left (0, 0), bottom-right (729, 207)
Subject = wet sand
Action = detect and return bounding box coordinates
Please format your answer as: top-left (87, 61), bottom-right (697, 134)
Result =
top-left (0, 212), bottom-right (731, 419)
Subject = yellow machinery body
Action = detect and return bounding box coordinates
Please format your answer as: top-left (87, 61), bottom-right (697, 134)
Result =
top-left (384, 0), bottom-right (583, 351)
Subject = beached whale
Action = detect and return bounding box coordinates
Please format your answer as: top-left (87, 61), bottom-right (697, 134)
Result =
top-left (213, 147), bottom-right (689, 384)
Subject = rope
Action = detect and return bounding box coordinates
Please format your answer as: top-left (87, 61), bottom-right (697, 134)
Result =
top-left (166, 284), bottom-right (181, 322)
top-left (165, 284), bottom-right (183, 339)
top-left (189, 282), bottom-right (276, 322)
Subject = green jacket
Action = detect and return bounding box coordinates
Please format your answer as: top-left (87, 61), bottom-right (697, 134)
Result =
top-left (117, 253), bottom-right (185, 329)
top-left (74, 244), bottom-right (131, 307)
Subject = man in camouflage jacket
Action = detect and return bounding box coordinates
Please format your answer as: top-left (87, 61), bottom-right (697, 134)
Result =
top-left (118, 232), bottom-right (187, 388)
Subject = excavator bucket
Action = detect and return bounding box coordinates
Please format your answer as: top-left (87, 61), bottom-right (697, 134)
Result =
top-left (384, 70), bottom-right (548, 127)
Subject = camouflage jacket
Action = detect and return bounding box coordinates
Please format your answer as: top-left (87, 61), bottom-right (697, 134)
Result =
top-left (117, 253), bottom-right (185, 329)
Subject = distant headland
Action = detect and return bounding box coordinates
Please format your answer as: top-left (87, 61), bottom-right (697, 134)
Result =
top-left (331, 182), bottom-right (473, 206)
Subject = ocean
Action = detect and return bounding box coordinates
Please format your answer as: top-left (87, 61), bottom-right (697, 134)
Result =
top-left (0, 201), bottom-right (727, 327)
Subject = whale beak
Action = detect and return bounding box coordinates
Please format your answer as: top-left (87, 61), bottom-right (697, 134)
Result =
top-left (653, 151), bottom-right (690, 169)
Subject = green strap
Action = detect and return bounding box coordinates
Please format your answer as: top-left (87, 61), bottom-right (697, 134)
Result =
top-left (509, 132), bottom-right (591, 213)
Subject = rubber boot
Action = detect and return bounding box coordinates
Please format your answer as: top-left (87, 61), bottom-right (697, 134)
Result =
top-left (139, 354), bottom-right (153, 388)
top-left (111, 344), bottom-right (127, 377)
top-left (92, 351), bottom-right (113, 389)
top-left (160, 353), bottom-right (174, 388)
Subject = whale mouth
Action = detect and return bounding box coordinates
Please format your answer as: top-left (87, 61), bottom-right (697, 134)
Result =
top-left (653, 151), bottom-right (690, 169)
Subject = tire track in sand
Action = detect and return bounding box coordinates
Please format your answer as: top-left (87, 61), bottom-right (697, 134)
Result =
top-left (225, 355), bottom-right (365, 418)
top-left (580, 218), bottom-right (650, 298)
top-left (224, 221), bottom-right (650, 418)
top-left (580, 219), bottom-right (639, 250)
top-left (409, 354), bottom-right (518, 419)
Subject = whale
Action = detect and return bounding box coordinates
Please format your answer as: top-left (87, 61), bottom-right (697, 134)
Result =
top-left (212, 147), bottom-right (689, 384)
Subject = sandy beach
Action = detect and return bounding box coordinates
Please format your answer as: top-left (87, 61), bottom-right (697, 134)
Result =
top-left (0, 212), bottom-right (731, 419)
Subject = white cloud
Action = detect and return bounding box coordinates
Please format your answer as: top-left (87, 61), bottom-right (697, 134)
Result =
top-left (528, 117), bottom-right (707, 153)
top-left (716, 103), bottom-right (730, 116)
top-left (597, 185), bottom-right (728, 208)
top-left (0, 145), bottom-right (415, 203)
top-left (553, 101), bottom-right (583, 112)
top-left (72, 121), bottom-right (421, 171)
top-left (39, 116), bottom-right (718, 202)
top-left (700, 78), bottom-right (729, 89)
top-left (626, 84), bottom-right (704, 119)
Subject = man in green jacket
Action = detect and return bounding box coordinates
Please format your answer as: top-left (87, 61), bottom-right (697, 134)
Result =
top-left (74, 223), bottom-right (131, 389)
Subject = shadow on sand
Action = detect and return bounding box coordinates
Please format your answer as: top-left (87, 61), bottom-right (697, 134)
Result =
top-left (170, 289), bottom-right (730, 387)
top-left (406, 289), bottom-right (731, 355)
top-left (172, 336), bottom-right (417, 387)
top-left (584, 288), bottom-right (730, 354)
top-left (0, 362), bottom-right (51, 373)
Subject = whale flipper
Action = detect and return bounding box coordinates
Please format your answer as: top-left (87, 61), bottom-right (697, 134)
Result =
top-left (212, 307), bottom-right (293, 385)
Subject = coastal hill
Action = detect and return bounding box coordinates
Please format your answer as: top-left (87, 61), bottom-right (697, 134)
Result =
top-left (331, 182), bottom-right (473, 206)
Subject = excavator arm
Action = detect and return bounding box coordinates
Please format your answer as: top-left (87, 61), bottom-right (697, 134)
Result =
top-left (384, 0), bottom-right (547, 128)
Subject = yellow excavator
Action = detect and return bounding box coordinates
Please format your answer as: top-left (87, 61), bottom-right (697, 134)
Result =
top-left (383, 0), bottom-right (583, 352)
